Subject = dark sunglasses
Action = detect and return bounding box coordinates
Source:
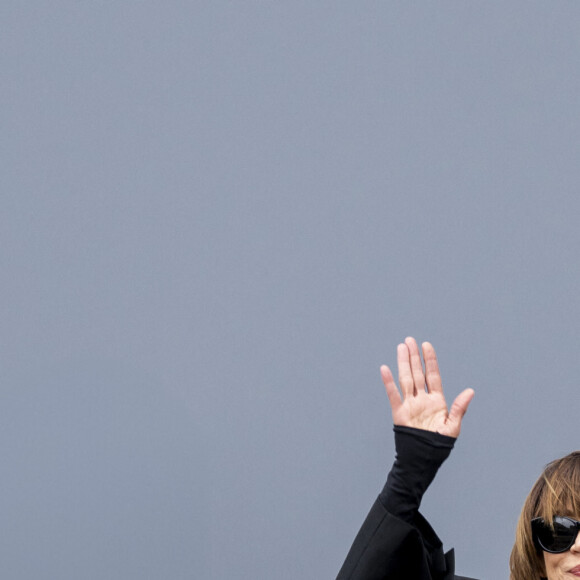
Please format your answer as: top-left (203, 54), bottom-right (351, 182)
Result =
top-left (532, 516), bottom-right (580, 553)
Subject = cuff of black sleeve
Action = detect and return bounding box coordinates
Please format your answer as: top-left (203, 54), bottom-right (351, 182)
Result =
top-left (393, 425), bottom-right (456, 449)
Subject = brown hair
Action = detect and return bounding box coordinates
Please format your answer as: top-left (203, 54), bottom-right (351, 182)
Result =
top-left (509, 451), bottom-right (580, 580)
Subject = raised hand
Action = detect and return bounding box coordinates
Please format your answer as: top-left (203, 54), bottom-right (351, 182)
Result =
top-left (380, 337), bottom-right (474, 438)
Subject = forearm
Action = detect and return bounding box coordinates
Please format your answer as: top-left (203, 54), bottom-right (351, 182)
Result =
top-left (338, 427), bottom-right (457, 580)
top-left (379, 426), bottom-right (455, 524)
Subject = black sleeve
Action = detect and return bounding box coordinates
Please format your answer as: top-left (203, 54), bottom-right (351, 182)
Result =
top-left (336, 427), bottom-right (457, 580)
top-left (381, 426), bottom-right (455, 524)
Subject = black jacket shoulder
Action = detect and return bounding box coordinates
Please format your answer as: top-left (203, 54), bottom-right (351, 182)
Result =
top-left (337, 497), bottom-right (478, 580)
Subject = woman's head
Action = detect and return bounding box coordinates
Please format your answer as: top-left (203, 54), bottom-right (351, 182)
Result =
top-left (510, 451), bottom-right (580, 580)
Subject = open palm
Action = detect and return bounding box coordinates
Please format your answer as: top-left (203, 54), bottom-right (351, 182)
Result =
top-left (381, 337), bottom-right (474, 438)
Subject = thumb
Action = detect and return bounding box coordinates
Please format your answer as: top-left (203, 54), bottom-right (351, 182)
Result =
top-left (448, 388), bottom-right (475, 429)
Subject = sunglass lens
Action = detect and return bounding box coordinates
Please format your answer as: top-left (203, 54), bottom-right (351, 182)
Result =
top-left (536, 517), bottom-right (577, 553)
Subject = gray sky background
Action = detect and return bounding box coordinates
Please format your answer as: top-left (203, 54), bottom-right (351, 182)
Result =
top-left (3, 2), bottom-right (580, 578)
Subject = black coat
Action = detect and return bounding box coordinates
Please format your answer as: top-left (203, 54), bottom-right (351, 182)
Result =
top-left (337, 497), bottom-right (478, 580)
